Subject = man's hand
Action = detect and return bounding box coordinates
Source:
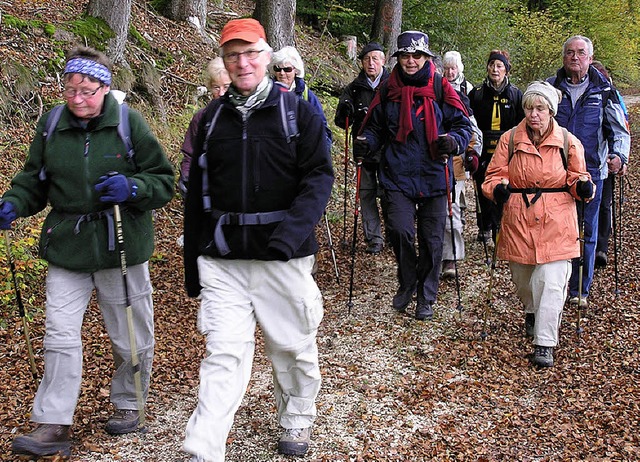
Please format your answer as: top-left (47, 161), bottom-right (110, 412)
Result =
top-left (607, 154), bottom-right (622, 175)
top-left (353, 136), bottom-right (369, 163)
top-left (337, 100), bottom-right (355, 120)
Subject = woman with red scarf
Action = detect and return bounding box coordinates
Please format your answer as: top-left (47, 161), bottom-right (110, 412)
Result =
top-left (356, 31), bottom-right (472, 321)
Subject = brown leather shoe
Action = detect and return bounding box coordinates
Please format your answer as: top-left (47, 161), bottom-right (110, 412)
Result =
top-left (12, 423), bottom-right (72, 457)
top-left (106, 409), bottom-right (140, 435)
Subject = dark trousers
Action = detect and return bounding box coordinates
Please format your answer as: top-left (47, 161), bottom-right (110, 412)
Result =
top-left (385, 190), bottom-right (447, 304)
top-left (596, 174), bottom-right (614, 254)
top-left (474, 173), bottom-right (501, 237)
top-left (359, 163), bottom-right (386, 245)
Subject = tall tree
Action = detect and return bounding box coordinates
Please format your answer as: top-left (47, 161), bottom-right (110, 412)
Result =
top-left (167, 0), bottom-right (208, 37)
top-left (87, 0), bottom-right (132, 66)
top-left (254, 0), bottom-right (296, 51)
top-left (371, 0), bottom-right (402, 60)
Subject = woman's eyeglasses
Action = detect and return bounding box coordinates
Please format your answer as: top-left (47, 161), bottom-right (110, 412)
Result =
top-left (274, 66), bottom-right (294, 73)
top-left (62, 85), bottom-right (103, 99)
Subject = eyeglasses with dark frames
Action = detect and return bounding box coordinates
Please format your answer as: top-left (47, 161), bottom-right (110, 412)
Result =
top-left (273, 66), bottom-right (294, 73)
top-left (222, 49), bottom-right (264, 63)
top-left (62, 85), bottom-right (104, 99)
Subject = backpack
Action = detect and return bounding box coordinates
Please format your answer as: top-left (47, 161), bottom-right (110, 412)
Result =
top-left (199, 90), bottom-right (300, 212)
top-left (39, 102), bottom-right (134, 181)
top-left (507, 125), bottom-right (569, 169)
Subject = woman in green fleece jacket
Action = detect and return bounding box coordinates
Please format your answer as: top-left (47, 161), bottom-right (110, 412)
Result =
top-left (0, 46), bottom-right (174, 458)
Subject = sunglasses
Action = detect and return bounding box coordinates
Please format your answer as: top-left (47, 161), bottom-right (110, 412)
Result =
top-left (274, 66), bottom-right (294, 73)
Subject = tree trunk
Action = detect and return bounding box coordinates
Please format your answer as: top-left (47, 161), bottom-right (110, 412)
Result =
top-left (254, 0), bottom-right (295, 51)
top-left (371, 0), bottom-right (402, 66)
top-left (168, 0), bottom-right (208, 36)
top-left (87, 0), bottom-right (132, 67)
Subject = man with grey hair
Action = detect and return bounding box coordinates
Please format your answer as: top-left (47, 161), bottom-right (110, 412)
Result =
top-left (547, 35), bottom-right (630, 309)
top-left (182, 18), bottom-right (334, 461)
top-left (335, 42), bottom-right (390, 254)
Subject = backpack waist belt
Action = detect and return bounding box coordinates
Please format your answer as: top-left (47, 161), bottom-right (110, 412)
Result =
top-left (59, 207), bottom-right (129, 251)
top-left (509, 187), bottom-right (569, 208)
top-left (211, 209), bottom-right (287, 256)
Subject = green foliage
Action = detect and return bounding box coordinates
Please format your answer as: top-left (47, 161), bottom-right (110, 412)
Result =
top-left (509, 7), bottom-right (569, 86)
top-left (43, 23), bottom-right (56, 37)
top-left (297, 0), bottom-right (371, 40)
top-left (0, 229), bottom-right (47, 328)
top-left (67, 16), bottom-right (115, 51)
top-left (149, 0), bottom-right (171, 16)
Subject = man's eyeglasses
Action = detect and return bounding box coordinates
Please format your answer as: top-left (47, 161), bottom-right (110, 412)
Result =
top-left (565, 49), bottom-right (589, 58)
top-left (62, 85), bottom-right (103, 99)
top-left (273, 66), bottom-right (294, 73)
top-left (222, 49), bottom-right (264, 63)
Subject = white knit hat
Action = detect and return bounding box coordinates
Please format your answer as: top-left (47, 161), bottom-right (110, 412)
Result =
top-left (523, 81), bottom-right (561, 115)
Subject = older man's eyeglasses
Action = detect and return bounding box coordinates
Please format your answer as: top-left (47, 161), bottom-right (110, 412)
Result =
top-left (564, 49), bottom-right (589, 58)
top-left (274, 66), bottom-right (294, 73)
top-left (62, 85), bottom-right (103, 99)
top-left (222, 49), bottom-right (264, 63)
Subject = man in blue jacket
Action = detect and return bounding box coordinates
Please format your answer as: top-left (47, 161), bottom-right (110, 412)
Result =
top-left (182, 18), bottom-right (334, 462)
top-left (548, 35), bottom-right (630, 308)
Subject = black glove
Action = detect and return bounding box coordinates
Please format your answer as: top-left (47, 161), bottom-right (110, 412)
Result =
top-left (493, 183), bottom-right (511, 206)
top-left (576, 179), bottom-right (594, 199)
top-left (337, 100), bottom-right (355, 120)
top-left (464, 153), bottom-right (479, 173)
top-left (353, 136), bottom-right (369, 162)
top-left (435, 134), bottom-right (458, 161)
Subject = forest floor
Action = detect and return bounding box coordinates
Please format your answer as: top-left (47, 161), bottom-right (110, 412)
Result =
top-left (1, 1), bottom-right (640, 461)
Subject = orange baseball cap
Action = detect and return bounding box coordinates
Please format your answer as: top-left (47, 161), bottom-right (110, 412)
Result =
top-left (219, 18), bottom-right (267, 47)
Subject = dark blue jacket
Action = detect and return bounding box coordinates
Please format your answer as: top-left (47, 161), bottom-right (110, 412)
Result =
top-left (183, 83), bottom-right (334, 297)
top-left (548, 65), bottom-right (630, 180)
top-left (361, 74), bottom-right (472, 200)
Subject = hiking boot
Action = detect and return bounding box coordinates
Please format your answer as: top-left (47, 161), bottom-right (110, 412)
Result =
top-left (525, 313), bottom-right (535, 338)
top-left (532, 345), bottom-right (554, 368)
top-left (595, 251), bottom-right (608, 268)
top-left (415, 302), bottom-right (433, 321)
top-left (441, 260), bottom-right (456, 279)
top-left (365, 241), bottom-right (384, 255)
top-left (11, 424), bottom-right (72, 457)
top-left (392, 286), bottom-right (415, 313)
top-left (105, 409), bottom-right (139, 435)
top-left (568, 296), bottom-right (588, 308)
top-left (278, 427), bottom-right (311, 456)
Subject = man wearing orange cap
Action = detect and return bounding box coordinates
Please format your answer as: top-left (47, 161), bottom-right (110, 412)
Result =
top-left (182, 18), bottom-right (334, 461)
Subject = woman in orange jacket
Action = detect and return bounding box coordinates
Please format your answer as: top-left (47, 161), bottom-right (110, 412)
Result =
top-left (482, 81), bottom-right (594, 368)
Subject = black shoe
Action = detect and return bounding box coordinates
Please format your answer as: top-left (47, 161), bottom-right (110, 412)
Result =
top-left (532, 345), bottom-right (554, 368)
top-left (595, 251), bottom-right (608, 268)
top-left (392, 286), bottom-right (415, 312)
top-left (278, 427), bottom-right (311, 456)
top-left (12, 424), bottom-right (72, 457)
top-left (415, 302), bottom-right (433, 321)
top-left (365, 242), bottom-right (384, 255)
top-left (525, 313), bottom-right (535, 338)
top-left (105, 409), bottom-right (140, 435)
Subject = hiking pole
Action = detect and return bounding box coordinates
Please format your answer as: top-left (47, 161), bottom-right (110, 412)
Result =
top-left (576, 197), bottom-right (586, 336)
top-left (444, 161), bottom-right (463, 316)
top-left (112, 203), bottom-right (146, 430)
top-left (341, 116), bottom-right (350, 247)
top-left (324, 211), bottom-right (340, 283)
top-left (4, 230), bottom-right (39, 388)
top-left (611, 174), bottom-right (620, 296)
top-left (347, 150), bottom-right (364, 314)
top-left (472, 180), bottom-right (490, 266)
top-left (480, 179), bottom-right (507, 340)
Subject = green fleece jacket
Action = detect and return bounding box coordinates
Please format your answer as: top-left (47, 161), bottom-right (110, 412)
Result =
top-left (3, 93), bottom-right (174, 272)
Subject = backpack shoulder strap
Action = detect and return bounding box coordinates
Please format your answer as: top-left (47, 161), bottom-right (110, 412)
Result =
top-left (433, 72), bottom-right (444, 105)
top-left (43, 104), bottom-right (65, 142)
top-left (279, 91), bottom-right (299, 143)
top-left (507, 127), bottom-right (517, 163)
top-left (199, 99), bottom-right (225, 212)
top-left (117, 103), bottom-right (134, 161)
top-left (560, 126), bottom-right (569, 170)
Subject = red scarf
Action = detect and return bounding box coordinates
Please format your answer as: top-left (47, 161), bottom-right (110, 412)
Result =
top-left (362, 62), bottom-right (469, 159)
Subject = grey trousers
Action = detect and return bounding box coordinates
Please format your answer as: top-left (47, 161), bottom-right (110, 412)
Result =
top-left (31, 263), bottom-right (154, 425)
